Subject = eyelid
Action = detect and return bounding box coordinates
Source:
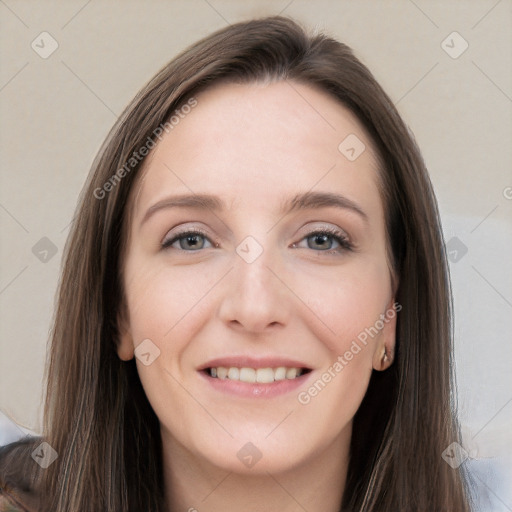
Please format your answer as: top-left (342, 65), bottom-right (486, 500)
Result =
top-left (161, 226), bottom-right (217, 249)
top-left (294, 224), bottom-right (355, 253)
top-left (161, 223), bottom-right (354, 253)
top-left (299, 223), bottom-right (350, 239)
top-left (299, 223), bottom-right (352, 242)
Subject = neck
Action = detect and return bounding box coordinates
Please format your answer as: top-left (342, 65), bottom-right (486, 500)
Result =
top-left (161, 426), bottom-right (350, 512)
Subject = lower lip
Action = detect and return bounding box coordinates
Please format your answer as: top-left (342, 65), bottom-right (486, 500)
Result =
top-left (199, 370), bottom-right (312, 398)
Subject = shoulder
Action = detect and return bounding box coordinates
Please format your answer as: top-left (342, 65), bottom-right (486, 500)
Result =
top-left (0, 436), bottom-right (42, 512)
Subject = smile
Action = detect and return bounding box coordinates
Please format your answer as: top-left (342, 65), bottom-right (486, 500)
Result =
top-left (199, 357), bottom-right (313, 398)
top-left (206, 366), bottom-right (309, 383)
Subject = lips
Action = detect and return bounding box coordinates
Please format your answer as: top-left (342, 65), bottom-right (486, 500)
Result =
top-left (198, 356), bottom-right (312, 396)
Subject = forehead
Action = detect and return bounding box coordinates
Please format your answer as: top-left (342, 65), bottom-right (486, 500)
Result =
top-left (132, 80), bottom-right (383, 220)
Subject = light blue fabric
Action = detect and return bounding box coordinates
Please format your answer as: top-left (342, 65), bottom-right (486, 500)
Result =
top-left (0, 411), bottom-right (36, 446)
top-left (465, 457), bottom-right (512, 512)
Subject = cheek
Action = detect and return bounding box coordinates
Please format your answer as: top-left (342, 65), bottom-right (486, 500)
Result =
top-left (296, 258), bottom-right (392, 357)
top-left (124, 260), bottom-right (215, 346)
top-left (289, 260), bottom-right (392, 426)
top-left (293, 267), bottom-right (389, 430)
top-left (123, 261), bottom-right (214, 422)
top-left (296, 349), bottom-right (373, 448)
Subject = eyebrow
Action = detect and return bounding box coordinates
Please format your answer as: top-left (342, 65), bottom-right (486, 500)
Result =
top-left (141, 194), bottom-right (224, 226)
top-left (283, 191), bottom-right (368, 222)
top-left (141, 191), bottom-right (368, 226)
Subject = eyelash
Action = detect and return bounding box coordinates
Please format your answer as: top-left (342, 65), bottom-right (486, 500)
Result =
top-left (161, 228), bottom-right (212, 251)
top-left (298, 227), bottom-right (354, 253)
top-left (161, 227), bottom-right (353, 254)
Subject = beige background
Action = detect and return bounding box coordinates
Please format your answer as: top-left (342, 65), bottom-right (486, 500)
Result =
top-left (1, 0), bottom-right (511, 505)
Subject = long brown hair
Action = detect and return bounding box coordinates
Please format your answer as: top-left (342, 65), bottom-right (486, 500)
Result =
top-left (5, 15), bottom-right (471, 511)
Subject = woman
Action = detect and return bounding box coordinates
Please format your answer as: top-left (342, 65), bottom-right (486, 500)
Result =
top-left (0, 15), bottom-right (472, 511)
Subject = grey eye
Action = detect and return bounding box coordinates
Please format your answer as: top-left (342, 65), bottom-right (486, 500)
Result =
top-left (162, 231), bottom-right (212, 251)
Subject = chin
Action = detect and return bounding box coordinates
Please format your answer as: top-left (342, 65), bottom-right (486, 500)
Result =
top-left (204, 441), bottom-right (311, 475)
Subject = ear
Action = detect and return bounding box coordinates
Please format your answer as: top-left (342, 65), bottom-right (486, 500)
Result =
top-left (372, 297), bottom-right (398, 372)
top-left (116, 301), bottom-right (135, 361)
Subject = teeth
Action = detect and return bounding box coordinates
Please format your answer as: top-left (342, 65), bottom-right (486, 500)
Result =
top-left (227, 367), bottom-right (240, 380)
top-left (285, 368), bottom-right (298, 379)
top-left (208, 366), bottom-right (304, 382)
top-left (239, 367), bottom-right (256, 383)
top-left (256, 368), bottom-right (274, 383)
top-left (217, 367), bottom-right (228, 379)
top-left (274, 367), bottom-right (287, 380)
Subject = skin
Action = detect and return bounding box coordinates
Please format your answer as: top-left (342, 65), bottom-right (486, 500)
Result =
top-left (117, 80), bottom-right (397, 511)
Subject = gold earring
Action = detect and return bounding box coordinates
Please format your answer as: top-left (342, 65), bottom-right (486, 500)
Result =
top-left (382, 346), bottom-right (393, 367)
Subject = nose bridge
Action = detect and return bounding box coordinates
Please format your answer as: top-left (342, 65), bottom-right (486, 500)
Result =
top-left (236, 249), bottom-right (273, 298)
top-left (218, 240), bottom-right (289, 332)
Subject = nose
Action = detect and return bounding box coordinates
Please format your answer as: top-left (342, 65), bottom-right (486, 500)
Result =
top-left (217, 249), bottom-right (291, 334)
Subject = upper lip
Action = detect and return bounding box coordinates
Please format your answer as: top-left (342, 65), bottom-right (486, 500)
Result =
top-left (198, 356), bottom-right (312, 371)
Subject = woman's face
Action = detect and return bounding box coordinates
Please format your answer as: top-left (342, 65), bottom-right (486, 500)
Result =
top-left (118, 80), bottom-right (397, 474)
